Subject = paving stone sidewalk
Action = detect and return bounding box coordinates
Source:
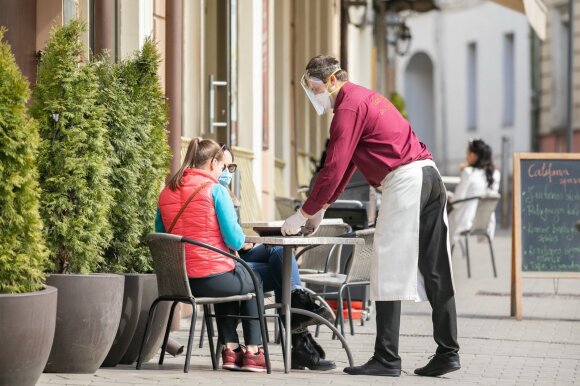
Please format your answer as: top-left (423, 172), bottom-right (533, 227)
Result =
top-left (38, 229), bottom-right (580, 386)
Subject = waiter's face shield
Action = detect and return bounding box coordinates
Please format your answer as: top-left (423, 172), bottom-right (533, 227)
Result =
top-left (300, 68), bottom-right (341, 115)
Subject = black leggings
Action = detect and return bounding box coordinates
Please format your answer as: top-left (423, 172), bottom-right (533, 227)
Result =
top-left (189, 265), bottom-right (263, 345)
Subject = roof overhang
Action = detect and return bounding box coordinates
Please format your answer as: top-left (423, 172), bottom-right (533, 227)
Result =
top-left (489, 0), bottom-right (547, 40)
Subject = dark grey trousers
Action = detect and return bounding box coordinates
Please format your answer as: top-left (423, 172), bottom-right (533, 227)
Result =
top-left (188, 265), bottom-right (262, 345)
top-left (374, 166), bottom-right (459, 368)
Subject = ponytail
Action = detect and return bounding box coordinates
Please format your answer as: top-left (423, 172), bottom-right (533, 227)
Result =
top-left (168, 138), bottom-right (200, 191)
top-left (167, 138), bottom-right (223, 191)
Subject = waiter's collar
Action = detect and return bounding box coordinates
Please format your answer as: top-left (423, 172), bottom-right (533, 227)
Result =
top-left (333, 81), bottom-right (352, 112)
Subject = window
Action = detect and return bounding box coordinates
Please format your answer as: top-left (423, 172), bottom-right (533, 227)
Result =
top-left (467, 42), bottom-right (477, 131)
top-left (63, 0), bottom-right (77, 25)
top-left (502, 33), bottom-right (515, 127)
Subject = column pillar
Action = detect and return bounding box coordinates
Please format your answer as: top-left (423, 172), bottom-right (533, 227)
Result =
top-left (166, 0), bottom-right (183, 174)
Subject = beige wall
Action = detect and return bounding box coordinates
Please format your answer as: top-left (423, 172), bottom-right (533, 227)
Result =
top-left (36, 0), bottom-right (61, 52)
top-left (292, 0), bottom-right (340, 190)
top-left (182, 0), bottom-right (204, 138)
top-left (153, 0), bottom-right (166, 91)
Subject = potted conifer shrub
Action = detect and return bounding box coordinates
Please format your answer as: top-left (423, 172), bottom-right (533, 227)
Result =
top-left (96, 40), bottom-right (171, 366)
top-left (0, 28), bottom-right (57, 386)
top-left (30, 20), bottom-right (124, 374)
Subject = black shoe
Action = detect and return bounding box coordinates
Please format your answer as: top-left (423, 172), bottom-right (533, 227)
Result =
top-left (343, 357), bottom-right (401, 377)
top-left (414, 354), bottom-right (461, 377)
top-left (291, 289), bottom-right (333, 332)
top-left (291, 331), bottom-right (336, 371)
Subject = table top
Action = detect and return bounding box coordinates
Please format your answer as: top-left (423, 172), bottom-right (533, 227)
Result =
top-left (245, 235), bottom-right (365, 246)
top-left (242, 218), bottom-right (345, 228)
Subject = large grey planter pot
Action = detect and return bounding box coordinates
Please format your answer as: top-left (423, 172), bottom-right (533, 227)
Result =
top-left (120, 274), bottom-right (170, 364)
top-left (101, 274), bottom-right (146, 367)
top-left (44, 274), bottom-right (124, 373)
top-left (0, 286), bottom-right (57, 386)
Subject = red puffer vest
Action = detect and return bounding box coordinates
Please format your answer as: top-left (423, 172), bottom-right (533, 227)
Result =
top-left (158, 168), bottom-right (234, 278)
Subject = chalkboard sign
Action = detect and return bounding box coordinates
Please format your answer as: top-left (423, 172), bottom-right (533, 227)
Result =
top-left (519, 159), bottom-right (580, 271)
top-left (511, 153), bottom-right (580, 320)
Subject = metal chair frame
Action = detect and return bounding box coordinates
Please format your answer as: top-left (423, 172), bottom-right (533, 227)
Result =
top-left (136, 233), bottom-right (273, 373)
top-left (299, 228), bottom-right (375, 339)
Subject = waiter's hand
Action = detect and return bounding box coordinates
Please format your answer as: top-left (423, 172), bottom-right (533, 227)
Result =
top-left (305, 207), bottom-right (326, 234)
top-left (282, 209), bottom-right (308, 236)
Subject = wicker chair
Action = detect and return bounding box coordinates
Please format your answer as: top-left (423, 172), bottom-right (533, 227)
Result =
top-left (299, 228), bottom-right (375, 338)
top-left (296, 222), bottom-right (352, 275)
top-left (136, 233), bottom-right (271, 373)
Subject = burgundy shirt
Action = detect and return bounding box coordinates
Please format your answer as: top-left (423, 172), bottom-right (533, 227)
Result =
top-left (302, 81), bottom-right (432, 215)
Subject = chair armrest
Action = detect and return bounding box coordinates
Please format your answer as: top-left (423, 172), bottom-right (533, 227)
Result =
top-left (295, 244), bottom-right (321, 259)
top-left (448, 195), bottom-right (481, 206)
top-left (331, 199), bottom-right (364, 208)
top-left (181, 237), bottom-right (265, 304)
top-left (295, 227), bottom-right (355, 273)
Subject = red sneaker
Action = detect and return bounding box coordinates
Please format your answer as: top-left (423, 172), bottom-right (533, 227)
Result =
top-left (222, 348), bottom-right (244, 371)
top-left (241, 349), bottom-right (267, 372)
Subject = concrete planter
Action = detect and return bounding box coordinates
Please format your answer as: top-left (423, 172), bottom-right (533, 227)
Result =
top-left (101, 274), bottom-right (146, 367)
top-left (0, 286), bottom-right (57, 386)
top-left (120, 274), bottom-right (170, 364)
top-left (44, 274), bottom-right (124, 373)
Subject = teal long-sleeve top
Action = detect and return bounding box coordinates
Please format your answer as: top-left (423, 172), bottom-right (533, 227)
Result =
top-left (155, 184), bottom-right (244, 251)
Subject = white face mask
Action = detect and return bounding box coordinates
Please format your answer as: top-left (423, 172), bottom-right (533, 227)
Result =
top-left (314, 90), bottom-right (332, 113)
top-left (301, 76), bottom-right (326, 115)
top-left (300, 68), bottom-right (343, 116)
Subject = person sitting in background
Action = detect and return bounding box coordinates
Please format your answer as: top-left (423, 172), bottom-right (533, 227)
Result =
top-left (156, 138), bottom-right (335, 371)
top-left (448, 139), bottom-right (500, 249)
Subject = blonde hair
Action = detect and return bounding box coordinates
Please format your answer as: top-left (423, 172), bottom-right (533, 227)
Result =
top-left (167, 138), bottom-right (223, 191)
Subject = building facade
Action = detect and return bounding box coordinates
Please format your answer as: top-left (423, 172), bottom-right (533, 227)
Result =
top-left (536, 0), bottom-right (580, 152)
top-left (395, 0), bottom-right (533, 175)
top-left (0, 0), bottom-right (342, 221)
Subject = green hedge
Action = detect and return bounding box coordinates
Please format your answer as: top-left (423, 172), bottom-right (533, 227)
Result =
top-left (98, 38), bottom-right (170, 273)
top-left (0, 28), bottom-right (48, 293)
top-left (31, 20), bottom-right (113, 274)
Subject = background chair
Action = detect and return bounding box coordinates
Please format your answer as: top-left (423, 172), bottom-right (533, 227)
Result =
top-left (136, 233), bottom-right (272, 373)
top-left (299, 228), bottom-right (375, 338)
top-left (296, 222), bottom-right (352, 275)
top-left (453, 193), bottom-right (500, 278)
top-left (274, 196), bottom-right (301, 219)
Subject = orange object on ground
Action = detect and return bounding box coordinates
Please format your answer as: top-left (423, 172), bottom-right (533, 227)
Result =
top-left (325, 300), bottom-right (363, 320)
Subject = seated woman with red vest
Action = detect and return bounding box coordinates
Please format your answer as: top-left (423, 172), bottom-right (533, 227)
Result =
top-left (156, 138), bottom-right (334, 372)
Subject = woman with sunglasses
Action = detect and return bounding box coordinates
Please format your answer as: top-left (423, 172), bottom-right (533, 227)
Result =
top-left (156, 138), bottom-right (267, 372)
top-left (217, 145), bottom-right (336, 371)
top-left (156, 138), bottom-right (334, 372)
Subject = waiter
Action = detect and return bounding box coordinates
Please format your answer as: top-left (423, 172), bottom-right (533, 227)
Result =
top-left (282, 55), bottom-right (460, 378)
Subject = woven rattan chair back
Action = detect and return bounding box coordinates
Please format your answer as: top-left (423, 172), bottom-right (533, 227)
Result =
top-left (345, 228), bottom-right (375, 283)
top-left (299, 223), bottom-right (351, 273)
top-left (146, 233), bottom-right (193, 298)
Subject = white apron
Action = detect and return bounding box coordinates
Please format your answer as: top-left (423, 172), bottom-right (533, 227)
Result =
top-left (370, 159), bottom-right (454, 302)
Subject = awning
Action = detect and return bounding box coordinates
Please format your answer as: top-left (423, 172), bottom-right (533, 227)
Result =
top-left (489, 0), bottom-right (547, 40)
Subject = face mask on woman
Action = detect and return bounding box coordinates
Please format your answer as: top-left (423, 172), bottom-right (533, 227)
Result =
top-left (218, 169), bottom-right (232, 186)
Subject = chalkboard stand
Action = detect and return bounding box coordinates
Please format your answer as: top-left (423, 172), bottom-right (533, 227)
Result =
top-left (511, 153), bottom-right (580, 321)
